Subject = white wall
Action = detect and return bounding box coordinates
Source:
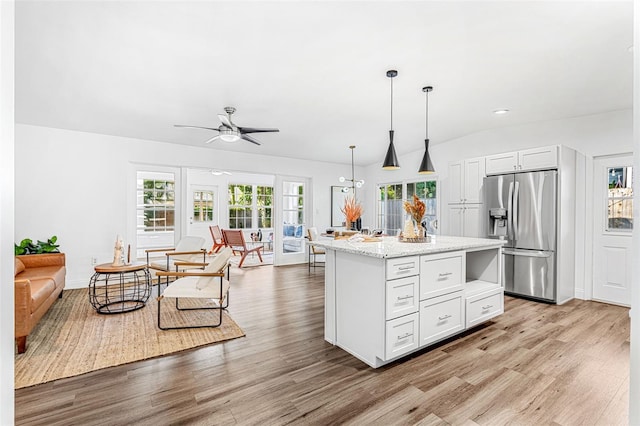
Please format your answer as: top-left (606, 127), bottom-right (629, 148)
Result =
top-left (15, 124), bottom-right (364, 289)
top-left (0, 1), bottom-right (15, 422)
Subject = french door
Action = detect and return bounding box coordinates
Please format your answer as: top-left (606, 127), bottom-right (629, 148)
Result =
top-left (274, 176), bottom-right (310, 265)
top-left (186, 185), bottom-right (217, 252)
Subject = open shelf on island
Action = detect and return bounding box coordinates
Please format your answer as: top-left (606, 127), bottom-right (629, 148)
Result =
top-left (465, 279), bottom-right (502, 297)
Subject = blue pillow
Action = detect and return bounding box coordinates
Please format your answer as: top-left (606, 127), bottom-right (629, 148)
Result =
top-left (295, 225), bottom-right (303, 238)
top-left (284, 225), bottom-right (295, 237)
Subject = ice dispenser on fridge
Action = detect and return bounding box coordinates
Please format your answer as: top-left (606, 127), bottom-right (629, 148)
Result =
top-left (488, 208), bottom-right (508, 238)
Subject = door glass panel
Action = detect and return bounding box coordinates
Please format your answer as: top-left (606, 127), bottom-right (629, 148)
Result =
top-left (607, 166), bottom-right (633, 231)
top-left (136, 171), bottom-right (175, 258)
top-left (192, 190), bottom-right (214, 222)
top-left (282, 181), bottom-right (305, 254)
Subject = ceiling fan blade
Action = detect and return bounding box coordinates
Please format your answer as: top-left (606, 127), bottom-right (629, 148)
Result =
top-left (174, 124), bottom-right (220, 131)
top-left (240, 134), bottom-right (261, 145)
top-left (237, 127), bottom-right (280, 134)
top-left (218, 114), bottom-right (233, 129)
top-left (204, 135), bottom-right (221, 144)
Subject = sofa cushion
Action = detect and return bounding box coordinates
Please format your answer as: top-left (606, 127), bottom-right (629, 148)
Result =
top-left (29, 278), bottom-right (56, 313)
top-left (18, 265), bottom-right (66, 286)
top-left (15, 258), bottom-right (26, 276)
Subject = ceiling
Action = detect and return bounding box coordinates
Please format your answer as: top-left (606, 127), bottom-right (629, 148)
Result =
top-left (15, 1), bottom-right (634, 166)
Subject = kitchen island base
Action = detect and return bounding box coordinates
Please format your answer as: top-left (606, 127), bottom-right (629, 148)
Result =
top-left (318, 236), bottom-right (504, 368)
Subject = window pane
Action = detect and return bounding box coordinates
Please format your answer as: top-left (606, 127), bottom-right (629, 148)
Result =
top-left (607, 166), bottom-right (633, 231)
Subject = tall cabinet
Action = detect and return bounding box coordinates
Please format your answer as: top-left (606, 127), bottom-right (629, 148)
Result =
top-left (447, 157), bottom-right (485, 237)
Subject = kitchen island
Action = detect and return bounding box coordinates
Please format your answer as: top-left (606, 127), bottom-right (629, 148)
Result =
top-left (309, 235), bottom-right (505, 368)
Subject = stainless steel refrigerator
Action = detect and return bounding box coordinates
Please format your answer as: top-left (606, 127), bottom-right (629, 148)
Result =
top-left (484, 170), bottom-right (557, 302)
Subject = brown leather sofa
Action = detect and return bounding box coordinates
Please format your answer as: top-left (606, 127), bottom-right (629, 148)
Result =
top-left (14, 253), bottom-right (66, 354)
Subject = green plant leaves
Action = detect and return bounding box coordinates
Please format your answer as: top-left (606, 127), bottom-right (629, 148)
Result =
top-left (14, 236), bottom-right (60, 255)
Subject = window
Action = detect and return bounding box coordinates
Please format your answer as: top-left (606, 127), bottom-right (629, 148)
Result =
top-left (257, 186), bottom-right (273, 228)
top-left (193, 190), bottom-right (214, 222)
top-left (378, 179), bottom-right (438, 235)
top-left (137, 173), bottom-right (175, 233)
top-left (407, 181), bottom-right (437, 234)
top-left (377, 183), bottom-right (403, 235)
top-left (607, 166), bottom-right (633, 231)
top-left (228, 184), bottom-right (253, 229)
top-left (228, 184), bottom-right (274, 229)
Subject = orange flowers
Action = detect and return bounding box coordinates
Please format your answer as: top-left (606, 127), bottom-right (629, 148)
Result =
top-left (404, 194), bottom-right (426, 224)
top-left (341, 196), bottom-right (363, 223)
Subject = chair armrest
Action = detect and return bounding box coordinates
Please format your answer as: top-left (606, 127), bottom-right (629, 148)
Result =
top-left (173, 261), bottom-right (208, 267)
top-left (14, 279), bottom-right (31, 334)
top-left (145, 247), bottom-right (176, 253)
top-left (155, 271), bottom-right (225, 278)
top-left (164, 249), bottom-right (206, 257)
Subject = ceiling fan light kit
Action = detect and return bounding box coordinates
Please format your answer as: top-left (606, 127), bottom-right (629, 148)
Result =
top-left (175, 106), bottom-right (279, 146)
top-left (418, 86), bottom-right (435, 174)
top-left (382, 69), bottom-right (400, 170)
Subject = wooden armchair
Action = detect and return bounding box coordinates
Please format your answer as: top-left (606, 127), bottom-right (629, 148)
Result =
top-left (307, 227), bottom-right (325, 272)
top-left (208, 225), bottom-right (226, 254)
top-left (222, 229), bottom-right (263, 268)
top-left (145, 236), bottom-right (206, 285)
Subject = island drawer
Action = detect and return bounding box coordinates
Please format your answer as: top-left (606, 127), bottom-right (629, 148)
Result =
top-left (419, 291), bottom-right (465, 346)
top-left (386, 256), bottom-right (419, 280)
top-left (386, 276), bottom-right (419, 320)
top-left (419, 251), bottom-right (464, 300)
top-left (385, 312), bottom-right (419, 360)
top-left (466, 288), bottom-right (504, 328)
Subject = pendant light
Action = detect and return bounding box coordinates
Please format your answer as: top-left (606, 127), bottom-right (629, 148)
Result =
top-left (338, 145), bottom-right (364, 195)
top-left (418, 86), bottom-right (435, 174)
top-left (382, 70), bottom-right (400, 170)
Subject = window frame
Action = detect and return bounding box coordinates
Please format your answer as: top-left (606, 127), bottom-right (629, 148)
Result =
top-left (376, 177), bottom-right (439, 236)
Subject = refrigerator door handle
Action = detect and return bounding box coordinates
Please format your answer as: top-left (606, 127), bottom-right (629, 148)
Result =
top-left (507, 181), bottom-right (514, 241)
top-left (503, 248), bottom-right (552, 258)
top-left (513, 181), bottom-right (520, 241)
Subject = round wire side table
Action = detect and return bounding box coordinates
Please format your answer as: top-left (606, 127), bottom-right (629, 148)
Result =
top-left (88, 262), bottom-right (151, 314)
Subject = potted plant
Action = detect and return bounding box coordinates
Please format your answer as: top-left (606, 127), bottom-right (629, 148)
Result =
top-left (15, 236), bottom-right (60, 255)
top-left (340, 196), bottom-right (363, 230)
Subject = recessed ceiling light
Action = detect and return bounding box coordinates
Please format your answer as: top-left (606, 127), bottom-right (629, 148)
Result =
top-left (493, 109), bottom-right (510, 115)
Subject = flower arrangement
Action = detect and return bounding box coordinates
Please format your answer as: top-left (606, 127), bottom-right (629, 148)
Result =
top-left (340, 196), bottom-right (363, 229)
top-left (403, 194), bottom-right (426, 225)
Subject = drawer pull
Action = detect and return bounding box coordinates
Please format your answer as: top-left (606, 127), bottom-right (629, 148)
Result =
top-left (438, 272), bottom-right (452, 277)
top-left (482, 304), bottom-right (493, 310)
top-left (398, 265), bottom-right (414, 271)
top-left (438, 314), bottom-right (452, 321)
top-left (397, 295), bottom-right (413, 301)
top-left (397, 332), bottom-right (413, 340)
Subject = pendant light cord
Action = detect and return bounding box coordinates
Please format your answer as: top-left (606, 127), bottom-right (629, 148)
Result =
top-left (390, 76), bottom-right (394, 131)
top-left (425, 89), bottom-right (428, 139)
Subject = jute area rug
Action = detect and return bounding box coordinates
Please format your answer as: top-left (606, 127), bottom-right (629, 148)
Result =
top-left (15, 288), bottom-right (245, 389)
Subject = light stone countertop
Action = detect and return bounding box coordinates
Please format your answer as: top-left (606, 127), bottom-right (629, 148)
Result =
top-left (308, 235), bottom-right (505, 259)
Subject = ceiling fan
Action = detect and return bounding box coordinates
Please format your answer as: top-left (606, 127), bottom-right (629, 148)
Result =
top-left (174, 106), bottom-right (279, 145)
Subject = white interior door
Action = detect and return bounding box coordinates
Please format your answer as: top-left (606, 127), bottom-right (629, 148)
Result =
top-left (186, 185), bottom-right (217, 252)
top-left (592, 155), bottom-right (633, 306)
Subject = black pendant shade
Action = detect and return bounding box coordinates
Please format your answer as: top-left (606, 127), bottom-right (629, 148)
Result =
top-left (418, 85), bottom-right (435, 174)
top-left (382, 130), bottom-right (400, 170)
top-left (418, 139), bottom-right (435, 174)
top-left (382, 70), bottom-right (400, 170)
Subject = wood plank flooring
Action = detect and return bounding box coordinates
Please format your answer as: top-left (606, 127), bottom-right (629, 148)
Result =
top-left (15, 264), bottom-right (630, 425)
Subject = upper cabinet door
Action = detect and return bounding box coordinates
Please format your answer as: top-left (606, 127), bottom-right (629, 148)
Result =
top-left (448, 161), bottom-right (464, 203)
top-left (485, 152), bottom-right (518, 175)
top-left (518, 146), bottom-right (558, 172)
top-left (463, 157), bottom-right (485, 204)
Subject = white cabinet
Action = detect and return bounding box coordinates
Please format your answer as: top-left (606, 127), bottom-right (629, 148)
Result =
top-left (385, 312), bottom-right (419, 360)
top-left (448, 204), bottom-right (483, 238)
top-left (419, 251), bottom-right (464, 299)
top-left (419, 291), bottom-right (465, 346)
top-left (386, 276), bottom-right (419, 320)
top-left (486, 146), bottom-right (558, 175)
top-left (466, 288), bottom-right (503, 328)
top-left (448, 157), bottom-right (485, 204)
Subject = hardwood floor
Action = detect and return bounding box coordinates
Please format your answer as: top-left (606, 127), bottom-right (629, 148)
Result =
top-left (15, 264), bottom-right (630, 425)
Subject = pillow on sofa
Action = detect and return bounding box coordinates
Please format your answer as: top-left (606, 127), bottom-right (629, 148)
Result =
top-left (295, 225), bottom-right (303, 238)
top-left (284, 225), bottom-right (295, 237)
top-left (15, 258), bottom-right (25, 276)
